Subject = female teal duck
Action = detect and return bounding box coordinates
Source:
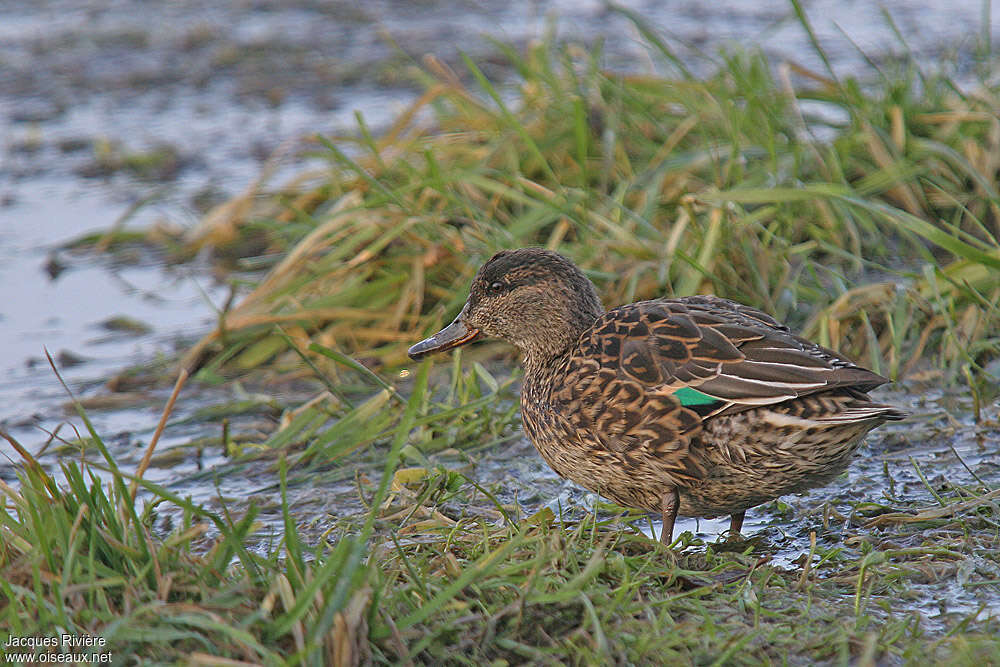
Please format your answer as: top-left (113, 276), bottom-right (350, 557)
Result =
top-left (408, 248), bottom-right (905, 543)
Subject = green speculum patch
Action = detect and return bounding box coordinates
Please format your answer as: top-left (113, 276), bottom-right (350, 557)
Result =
top-left (672, 386), bottom-right (723, 406)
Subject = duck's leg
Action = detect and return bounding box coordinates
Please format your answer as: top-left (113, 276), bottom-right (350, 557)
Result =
top-left (727, 511), bottom-right (745, 540)
top-left (660, 488), bottom-right (680, 545)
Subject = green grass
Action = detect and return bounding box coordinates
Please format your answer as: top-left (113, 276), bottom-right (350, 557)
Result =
top-left (2, 383), bottom-right (999, 663)
top-left (6, 7), bottom-right (1000, 664)
top-left (171, 12), bottom-right (999, 388)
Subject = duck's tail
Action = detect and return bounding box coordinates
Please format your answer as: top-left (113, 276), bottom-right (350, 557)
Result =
top-left (761, 388), bottom-right (908, 427)
top-left (814, 403), bottom-right (908, 423)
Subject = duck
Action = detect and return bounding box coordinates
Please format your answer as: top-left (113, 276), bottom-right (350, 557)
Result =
top-left (408, 248), bottom-right (906, 544)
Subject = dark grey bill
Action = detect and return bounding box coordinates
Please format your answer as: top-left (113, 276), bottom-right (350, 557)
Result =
top-left (408, 316), bottom-right (481, 360)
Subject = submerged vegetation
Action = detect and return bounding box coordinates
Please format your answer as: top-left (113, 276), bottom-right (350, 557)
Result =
top-left (3, 7), bottom-right (1000, 664)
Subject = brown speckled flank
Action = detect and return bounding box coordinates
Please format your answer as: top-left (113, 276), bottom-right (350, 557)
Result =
top-left (409, 248), bottom-right (906, 544)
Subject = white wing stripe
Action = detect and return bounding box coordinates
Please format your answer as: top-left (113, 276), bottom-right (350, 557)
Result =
top-left (716, 374), bottom-right (827, 390)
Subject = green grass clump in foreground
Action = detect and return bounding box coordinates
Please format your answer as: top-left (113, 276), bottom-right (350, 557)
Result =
top-left (2, 374), bottom-right (999, 664)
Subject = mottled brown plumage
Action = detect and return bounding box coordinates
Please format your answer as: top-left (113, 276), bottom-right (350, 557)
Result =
top-left (409, 248), bottom-right (906, 544)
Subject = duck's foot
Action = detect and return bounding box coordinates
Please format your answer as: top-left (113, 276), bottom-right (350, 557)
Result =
top-left (726, 511), bottom-right (746, 541)
top-left (660, 488), bottom-right (680, 545)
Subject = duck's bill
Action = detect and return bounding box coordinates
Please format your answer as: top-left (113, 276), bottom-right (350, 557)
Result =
top-left (408, 318), bottom-right (481, 360)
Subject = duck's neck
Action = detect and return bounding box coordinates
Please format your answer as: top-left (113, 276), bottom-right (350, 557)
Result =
top-left (519, 311), bottom-right (599, 378)
top-left (515, 272), bottom-right (604, 377)
top-left (522, 346), bottom-right (567, 379)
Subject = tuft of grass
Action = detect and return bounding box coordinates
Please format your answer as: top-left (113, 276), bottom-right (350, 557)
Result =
top-left (0, 360), bottom-right (430, 664)
top-left (3, 416), bottom-right (1000, 663)
top-left (169, 20), bottom-right (998, 391)
top-left (2, 353), bottom-right (998, 664)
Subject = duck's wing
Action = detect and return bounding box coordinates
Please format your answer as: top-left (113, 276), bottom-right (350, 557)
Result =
top-left (577, 295), bottom-right (890, 421)
top-left (551, 295), bottom-right (896, 486)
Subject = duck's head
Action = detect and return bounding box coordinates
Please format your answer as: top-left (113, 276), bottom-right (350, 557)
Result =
top-left (408, 248), bottom-right (603, 364)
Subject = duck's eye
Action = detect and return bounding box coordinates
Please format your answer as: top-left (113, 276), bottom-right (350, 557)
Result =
top-left (488, 281), bottom-right (506, 295)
